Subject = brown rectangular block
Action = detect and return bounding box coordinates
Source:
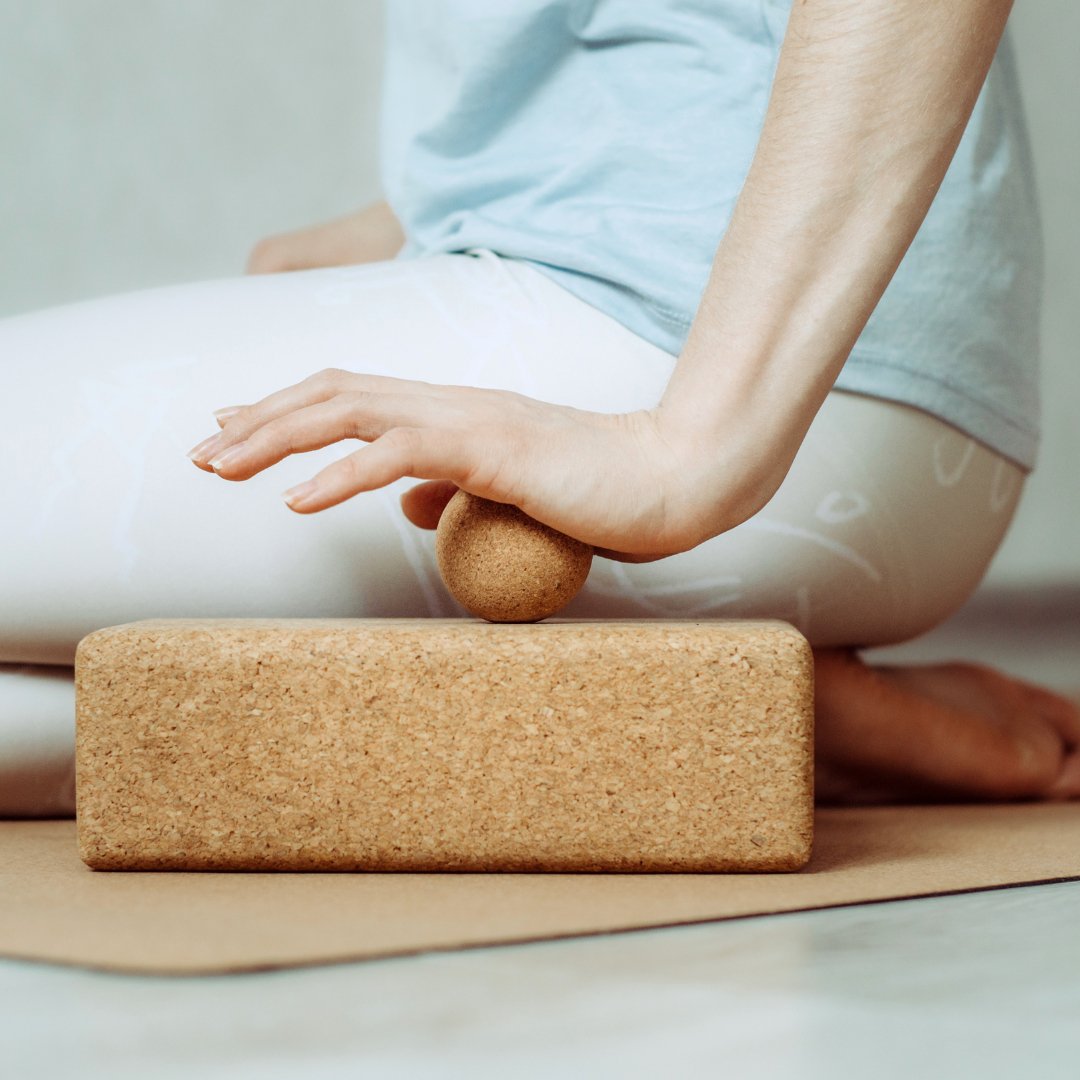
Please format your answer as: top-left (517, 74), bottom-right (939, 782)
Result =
top-left (75, 618), bottom-right (814, 872)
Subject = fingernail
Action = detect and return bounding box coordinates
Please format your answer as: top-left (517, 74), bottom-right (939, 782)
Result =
top-left (282, 480), bottom-right (319, 506)
top-left (187, 434), bottom-right (222, 461)
top-left (213, 407), bottom-right (242, 425)
top-left (209, 442), bottom-right (248, 471)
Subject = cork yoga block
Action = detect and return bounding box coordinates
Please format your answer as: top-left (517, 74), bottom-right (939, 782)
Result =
top-left (75, 618), bottom-right (814, 873)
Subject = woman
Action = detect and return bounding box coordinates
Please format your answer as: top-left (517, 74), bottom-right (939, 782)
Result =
top-left (3, 0), bottom-right (1077, 814)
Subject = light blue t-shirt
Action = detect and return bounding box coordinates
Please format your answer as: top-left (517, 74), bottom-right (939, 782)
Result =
top-left (379, 0), bottom-right (1043, 469)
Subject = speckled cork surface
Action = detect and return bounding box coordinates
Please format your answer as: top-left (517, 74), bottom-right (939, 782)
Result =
top-left (434, 491), bottom-right (594, 622)
top-left (75, 618), bottom-right (813, 873)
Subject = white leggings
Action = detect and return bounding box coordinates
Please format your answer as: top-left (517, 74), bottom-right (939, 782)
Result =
top-left (0, 248), bottom-right (1025, 816)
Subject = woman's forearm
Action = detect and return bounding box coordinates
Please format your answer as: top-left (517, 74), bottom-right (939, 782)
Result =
top-left (350, 199), bottom-right (408, 262)
top-left (247, 199), bottom-right (406, 274)
top-left (657, 0), bottom-right (1014, 514)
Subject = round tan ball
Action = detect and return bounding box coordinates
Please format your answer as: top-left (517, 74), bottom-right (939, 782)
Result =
top-left (435, 490), bottom-right (594, 623)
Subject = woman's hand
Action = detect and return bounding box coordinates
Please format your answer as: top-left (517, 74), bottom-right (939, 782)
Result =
top-left (246, 200), bottom-right (406, 274)
top-left (185, 368), bottom-right (755, 563)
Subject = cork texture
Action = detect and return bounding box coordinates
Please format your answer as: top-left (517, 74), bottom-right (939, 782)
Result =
top-left (75, 618), bottom-right (814, 873)
top-left (434, 491), bottom-right (594, 622)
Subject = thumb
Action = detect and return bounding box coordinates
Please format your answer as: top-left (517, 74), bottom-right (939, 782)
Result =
top-left (400, 480), bottom-right (460, 529)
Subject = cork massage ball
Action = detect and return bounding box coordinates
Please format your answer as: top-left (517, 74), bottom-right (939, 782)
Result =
top-left (435, 490), bottom-right (594, 622)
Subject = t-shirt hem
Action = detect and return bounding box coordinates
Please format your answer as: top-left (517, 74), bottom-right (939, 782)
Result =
top-left (831, 361), bottom-right (1038, 473)
top-left (518, 259), bottom-right (1039, 472)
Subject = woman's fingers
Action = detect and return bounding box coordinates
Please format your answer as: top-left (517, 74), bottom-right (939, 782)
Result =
top-left (220, 367), bottom-right (348, 440)
top-left (204, 392), bottom-right (456, 480)
top-left (192, 368), bottom-right (462, 461)
top-left (284, 428), bottom-right (476, 513)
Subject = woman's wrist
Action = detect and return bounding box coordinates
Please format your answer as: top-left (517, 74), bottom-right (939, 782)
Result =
top-left (642, 395), bottom-right (784, 553)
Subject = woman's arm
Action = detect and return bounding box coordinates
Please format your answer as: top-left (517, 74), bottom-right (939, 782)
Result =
top-left (657, 0), bottom-right (1016, 531)
top-left (191, 0), bottom-right (1018, 563)
top-left (246, 198), bottom-right (406, 273)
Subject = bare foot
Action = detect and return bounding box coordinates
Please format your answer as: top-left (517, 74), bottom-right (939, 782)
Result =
top-left (813, 649), bottom-right (1080, 805)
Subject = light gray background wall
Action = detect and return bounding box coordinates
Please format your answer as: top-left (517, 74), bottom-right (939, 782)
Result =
top-left (1, 0), bottom-right (1076, 589)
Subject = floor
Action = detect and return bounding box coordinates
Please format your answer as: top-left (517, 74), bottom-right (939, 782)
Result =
top-left (4, 879), bottom-right (1078, 1078)
top-left (5, 587), bottom-right (1079, 1078)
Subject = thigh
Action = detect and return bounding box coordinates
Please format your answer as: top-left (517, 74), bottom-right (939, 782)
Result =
top-left (0, 664), bottom-right (76, 816)
top-left (1, 249), bottom-right (674, 663)
top-left (1, 250), bottom-right (1023, 662)
top-left (567, 389), bottom-right (1025, 648)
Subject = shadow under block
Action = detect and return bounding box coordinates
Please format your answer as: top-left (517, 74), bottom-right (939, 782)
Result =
top-left (74, 618), bottom-right (814, 873)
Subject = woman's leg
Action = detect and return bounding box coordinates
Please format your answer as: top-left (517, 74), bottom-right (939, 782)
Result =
top-left (3, 250), bottom-right (1076, 814)
top-left (1, 248), bottom-right (677, 814)
top-left (564, 388), bottom-right (1024, 646)
top-left (0, 666), bottom-right (76, 816)
top-left (406, 266), bottom-right (1080, 803)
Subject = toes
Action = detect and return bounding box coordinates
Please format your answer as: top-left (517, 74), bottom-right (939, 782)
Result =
top-left (813, 651), bottom-right (1065, 801)
top-left (1024, 685), bottom-right (1080, 746)
top-left (1047, 749), bottom-right (1080, 800)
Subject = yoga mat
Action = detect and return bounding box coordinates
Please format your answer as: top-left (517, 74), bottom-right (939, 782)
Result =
top-left (2, 803), bottom-right (1078, 975)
